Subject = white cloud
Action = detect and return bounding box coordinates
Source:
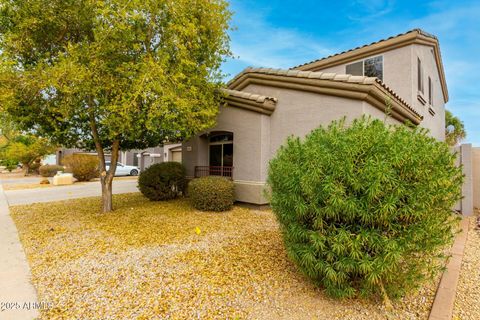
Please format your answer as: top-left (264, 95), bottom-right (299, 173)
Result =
top-left (347, 0), bottom-right (396, 22)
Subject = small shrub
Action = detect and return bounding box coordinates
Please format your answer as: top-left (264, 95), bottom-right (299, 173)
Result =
top-left (188, 176), bottom-right (235, 211)
top-left (62, 154), bottom-right (99, 181)
top-left (39, 164), bottom-right (64, 177)
top-left (0, 159), bottom-right (17, 172)
top-left (267, 117), bottom-right (463, 299)
top-left (138, 162), bottom-right (186, 201)
top-left (28, 159), bottom-right (41, 174)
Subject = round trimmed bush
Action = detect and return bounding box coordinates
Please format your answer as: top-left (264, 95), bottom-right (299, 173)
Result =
top-left (39, 164), bottom-right (64, 177)
top-left (267, 117), bottom-right (463, 299)
top-left (138, 162), bottom-right (186, 201)
top-left (188, 176), bottom-right (235, 211)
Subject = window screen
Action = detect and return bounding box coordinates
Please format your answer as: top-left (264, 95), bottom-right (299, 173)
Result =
top-left (346, 61), bottom-right (363, 76)
top-left (364, 56), bottom-right (383, 81)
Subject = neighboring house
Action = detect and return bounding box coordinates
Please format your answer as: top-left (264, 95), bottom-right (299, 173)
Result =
top-left (183, 29), bottom-right (448, 204)
top-left (56, 143), bottom-right (182, 171)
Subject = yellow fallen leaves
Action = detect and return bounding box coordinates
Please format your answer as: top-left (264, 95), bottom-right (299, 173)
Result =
top-left (10, 193), bottom-right (439, 319)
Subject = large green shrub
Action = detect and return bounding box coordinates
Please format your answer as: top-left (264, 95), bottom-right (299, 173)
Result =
top-left (39, 164), bottom-right (64, 177)
top-left (188, 176), bottom-right (235, 211)
top-left (138, 162), bottom-right (186, 201)
top-left (62, 154), bottom-right (99, 181)
top-left (267, 117), bottom-right (463, 299)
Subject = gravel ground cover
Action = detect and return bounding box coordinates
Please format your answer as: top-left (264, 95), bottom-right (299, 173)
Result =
top-left (453, 211), bottom-right (480, 320)
top-left (11, 193), bottom-right (439, 319)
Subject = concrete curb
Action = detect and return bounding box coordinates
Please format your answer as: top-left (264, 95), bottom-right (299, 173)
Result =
top-left (0, 182), bottom-right (39, 320)
top-left (429, 217), bottom-right (470, 320)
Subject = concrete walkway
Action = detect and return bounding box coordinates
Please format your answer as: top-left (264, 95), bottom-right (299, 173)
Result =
top-left (4, 179), bottom-right (139, 206)
top-left (0, 183), bottom-right (39, 320)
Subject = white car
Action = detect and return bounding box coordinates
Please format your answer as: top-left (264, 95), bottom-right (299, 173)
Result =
top-left (105, 161), bottom-right (140, 176)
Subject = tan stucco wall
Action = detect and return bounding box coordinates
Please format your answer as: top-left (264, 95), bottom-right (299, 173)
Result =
top-left (473, 147), bottom-right (480, 209)
top-left (184, 83), bottom-right (404, 204)
top-left (184, 67), bottom-right (446, 204)
top-left (411, 44), bottom-right (446, 141)
top-left (243, 84), bottom-right (367, 161)
top-left (314, 44), bottom-right (445, 141)
top-left (318, 46), bottom-right (414, 107)
top-left (453, 144), bottom-right (474, 215)
top-left (182, 105), bottom-right (266, 184)
top-left (362, 102), bottom-right (403, 126)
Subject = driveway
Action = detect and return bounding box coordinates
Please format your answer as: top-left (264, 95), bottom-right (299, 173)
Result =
top-left (2, 179), bottom-right (139, 206)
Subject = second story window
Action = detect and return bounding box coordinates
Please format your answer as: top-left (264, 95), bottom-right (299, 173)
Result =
top-left (346, 56), bottom-right (383, 81)
top-left (418, 58), bottom-right (424, 94)
top-left (428, 76), bottom-right (433, 106)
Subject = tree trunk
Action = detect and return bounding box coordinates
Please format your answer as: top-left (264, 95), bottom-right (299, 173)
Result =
top-left (96, 140), bottom-right (119, 213)
top-left (100, 175), bottom-right (114, 213)
top-left (23, 163), bottom-right (29, 176)
top-left (88, 100), bottom-right (120, 213)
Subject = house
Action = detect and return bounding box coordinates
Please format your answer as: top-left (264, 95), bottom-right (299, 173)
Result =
top-left (56, 143), bottom-right (182, 172)
top-left (183, 29), bottom-right (448, 205)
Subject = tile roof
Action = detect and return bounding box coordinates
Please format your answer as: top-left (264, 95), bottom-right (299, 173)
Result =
top-left (291, 29), bottom-right (437, 70)
top-left (227, 67), bottom-right (422, 121)
top-left (222, 88), bottom-right (277, 104)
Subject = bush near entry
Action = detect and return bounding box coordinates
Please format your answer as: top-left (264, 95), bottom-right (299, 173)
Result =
top-left (188, 176), bottom-right (235, 211)
top-left (62, 154), bottom-right (99, 181)
top-left (138, 162), bottom-right (186, 201)
top-left (267, 117), bottom-right (463, 299)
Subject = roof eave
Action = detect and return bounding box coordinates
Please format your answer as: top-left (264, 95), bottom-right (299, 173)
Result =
top-left (228, 70), bottom-right (423, 125)
top-left (221, 88), bottom-right (277, 115)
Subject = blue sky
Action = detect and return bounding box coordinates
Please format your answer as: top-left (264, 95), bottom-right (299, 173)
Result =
top-left (221, 0), bottom-right (480, 146)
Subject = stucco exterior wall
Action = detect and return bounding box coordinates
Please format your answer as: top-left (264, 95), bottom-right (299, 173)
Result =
top-left (473, 147), bottom-right (480, 209)
top-left (182, 105), bottom-right (267, 204)
top-left (362, 102), bottom-right (403, 126)
top-left (120, 147), bottom-right (163, 170)
top-left (313, 44), bottom-right (445, 141)
top-left (185, 82), bottom-right (408, 204)
top-left (182, 106), bottom-right (265, 180)
top-left (453, 144), bottom-right (474, 215)
top-left (318, 46), bottom-right (414, 107)
top-left (242, 84), bottom-right (367, 160)
top-left (411, 44), bottom-right (446, 141)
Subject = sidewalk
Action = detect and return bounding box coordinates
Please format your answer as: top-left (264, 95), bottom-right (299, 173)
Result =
top-left (0, 182), bottom-right (39, 320)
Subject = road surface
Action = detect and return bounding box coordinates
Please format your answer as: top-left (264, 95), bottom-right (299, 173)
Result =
top-left (1, 179), bottom-right (139, 206)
